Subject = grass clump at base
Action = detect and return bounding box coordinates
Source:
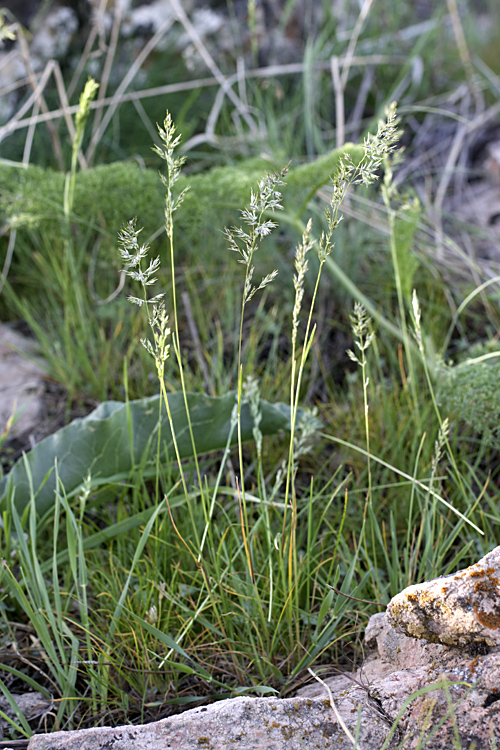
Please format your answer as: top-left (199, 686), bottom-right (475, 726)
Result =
top-left (0, 103), bottom-right (402, 731)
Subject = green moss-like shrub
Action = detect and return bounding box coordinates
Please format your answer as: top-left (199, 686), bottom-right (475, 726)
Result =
top-left (439, 345), bottom-right (500, 447)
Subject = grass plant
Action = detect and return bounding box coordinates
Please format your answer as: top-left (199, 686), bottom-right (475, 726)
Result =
top-left (1, 3), bottom-right (500, 747)
top-left (2, 101), bottom-right (497, 747)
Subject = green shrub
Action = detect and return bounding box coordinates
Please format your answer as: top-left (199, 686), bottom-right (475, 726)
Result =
top-left (0, 145), bottom-right (363, 261)
top-left (439, 345), bottom-right (500, 448)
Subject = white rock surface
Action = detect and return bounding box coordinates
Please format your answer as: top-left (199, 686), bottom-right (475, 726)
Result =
top-left (27, 694), bottom-right (392, 749)
top-left (0, 323), bottom-right (46, 439)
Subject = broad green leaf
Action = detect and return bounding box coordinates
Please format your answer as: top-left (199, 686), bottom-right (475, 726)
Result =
top-left (0, 391), bottom-right (294, 515)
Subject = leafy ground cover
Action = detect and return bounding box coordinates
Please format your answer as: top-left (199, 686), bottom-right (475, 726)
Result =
top-left (1, 1), bottom-right (500, 746)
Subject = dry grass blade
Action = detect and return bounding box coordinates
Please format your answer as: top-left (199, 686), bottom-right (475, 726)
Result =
top-left (330, 55), bottom-right (345, 148)
top-left (17, 30), bottom-right (64, 169)
top-left (446, 0), bottom-right (482, 109)
top-left (21, 84), bottom-right (39, 164)
top-left (67, 0), bottom-right (109, 98)
top-left (307, 667), bottom-right (364, 749)
top-left (131, 97), bottom-right (159, 144)
top-left (0, 58), bottom-right (54, 142)
top-left (89, 0), bottom-right (123, 155)
top-left (0, 54), bottom-right (407, 149)
top-left (168, 0), bottom-right (258, 137)
top-left (85, 15), bottom-right (176, 164)
top-left (348, 65), bottom-right (375, 140)
top-left (0, 76), bottom-right (217, 139)
top-left (340, 0), bottom-right (376, 88)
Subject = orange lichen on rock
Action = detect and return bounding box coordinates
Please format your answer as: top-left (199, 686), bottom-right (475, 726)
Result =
top-left (387, 546), bottom-right (500, 648)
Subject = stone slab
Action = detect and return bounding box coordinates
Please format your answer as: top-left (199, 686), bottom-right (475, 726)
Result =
top-left (27, 694), bottom-right (392, 750)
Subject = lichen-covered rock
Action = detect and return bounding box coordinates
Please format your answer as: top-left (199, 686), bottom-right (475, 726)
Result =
top-left (27, 695), bottom-right (392, 749)
top-left (369, 610), bottom-right (444, 669)
top-left (387, 546), bottom-right (500, 647)
top-left (298, 610), bottom-right (500, 750)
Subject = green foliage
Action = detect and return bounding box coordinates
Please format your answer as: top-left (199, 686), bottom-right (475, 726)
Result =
top-left (439, 347), bottom-right (500, 448)
top-left (1, 144), bottom-right (365, 401)
top-left (0, 144), bottom-right (365, 266)
top-left (0, 161), bottom-right (164, 242)
top-left (0, 87), bottom-right (496, 744)
top-left (0, 391), bottom-right (297, 516)
top-left (2, 1), bottom-right (500, 741)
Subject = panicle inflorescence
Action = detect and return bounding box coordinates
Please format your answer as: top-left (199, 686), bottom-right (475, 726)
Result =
top-left (141, 301), bottom-right (171, 379)
top-left (153, 112), bottom-right (188, 238)
top-left (226, 166), bottom-right (288, 303)
top-left (292, 219), bottom-right (315, 347)
top-left (118, 217), bottom-right (170, 376)
top-left (324, 102), bottom-right (402, 257)
top-left (431, 417), bottom-right (450, 476)
top-left (347, 302), bottom-right (374, 365)
top-left (118, 219), bottom-right (162, 296)
top-left (75, 78), bottom-right (99, 134)
top-left (360, 101), bottom-right (401, 183)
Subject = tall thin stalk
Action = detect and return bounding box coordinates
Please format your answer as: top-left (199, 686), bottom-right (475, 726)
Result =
top-left (381, 154), bottom-right (420, 418)
top-left (282, 102), bottom-right (401, 553)
top-left (61, 78), bottom-right (99, 396)
top-left (347, 303), bottom-right (374, 514)
top-left (153, 116), bottom-right (207, 519)
top-left (224, 167), bottom-right (287, 572)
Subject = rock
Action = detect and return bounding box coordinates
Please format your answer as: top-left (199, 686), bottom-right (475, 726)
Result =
top-left (298, 608), bottom-right (500, 750)
top-left (0, 691), bottom-right (53, 739)
top-left (27, 694), bottom-right (392, 749)
top-left (0, 323), bottom-right (46, 440)
top-left (299, 548), bottom-right (500, 749)
top-left (387, 546), bottom-right (500, 647)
